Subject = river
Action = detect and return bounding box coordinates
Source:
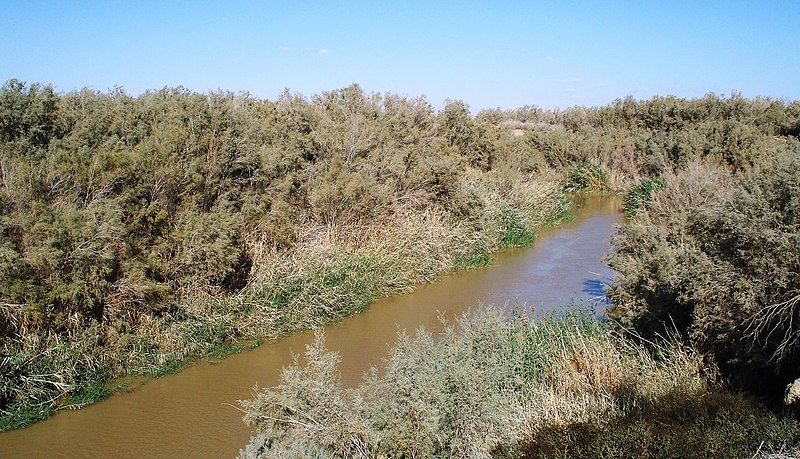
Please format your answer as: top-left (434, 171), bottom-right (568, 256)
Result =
top-left (0, 195), bottom-right (621, 458)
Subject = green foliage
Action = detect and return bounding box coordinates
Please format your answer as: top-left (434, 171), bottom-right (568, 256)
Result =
top-left (623, 178), bottom-right (665, 216)
top-left (0, 321), bottom-right (113, 430)
top-left (609, 153), bottom-right (800, 400)
top-left (454, 245), bottom-right (493, 269)
top-left (0, 79), bottom-right (59, 147)
top-left (539, 194), bottom-right (574, 227)
top-left (0, 401), bottom-right (51, 432)
top-left (438, 100), bottom-right (496, 170)
top-left (498, 207), bottom-right (535, 248)
top-left (308, 156), bottom-right (388, 225)
top-left (149, 358), bottom-right (184, 378)
top-left (562, 162), bottom-right (609, 192)
top-left (256, 257), bottom-right (378, 327)
top-left (241, 333), bottom-right (370, 458)
top-left (242, 308), bottom-right (529, 458)
top-left (68, 379), bottom-right (111, 407)
top-left (167, 209), bottom-right (248, 289)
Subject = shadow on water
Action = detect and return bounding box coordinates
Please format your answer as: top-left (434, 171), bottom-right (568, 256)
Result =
top-left (582, 276), bottom-right (612, 319)
top-left (582, 277), bottom-right (610, 300)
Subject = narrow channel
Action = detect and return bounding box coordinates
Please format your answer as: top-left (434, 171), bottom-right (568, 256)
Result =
top-left (0, 195), bottom-right (621, 459)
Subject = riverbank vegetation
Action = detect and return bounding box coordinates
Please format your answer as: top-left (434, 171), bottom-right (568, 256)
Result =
top-left (241, 308), bottom-right (800, 458)
top-left (238, 92), bottom-right (800, 456)
top-left (3, 80), bottom-right (800, 455)
top-left (608, 149), bottom-right (800, 403)
top-left (1, 80), bottom-right (571, 429)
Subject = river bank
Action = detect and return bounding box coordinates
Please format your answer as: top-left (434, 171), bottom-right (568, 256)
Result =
top-left (5, 85), bottom-right (799, 457)
top-left (242, 304), bottom-right (800, 459)
top-left (2, 176), bottom-right (569, 431)
top-left (0, 194), bottom-right (618, 458)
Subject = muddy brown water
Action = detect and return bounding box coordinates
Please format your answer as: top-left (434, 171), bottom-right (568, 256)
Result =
top-left (0, 195), bottom-right (621, 458)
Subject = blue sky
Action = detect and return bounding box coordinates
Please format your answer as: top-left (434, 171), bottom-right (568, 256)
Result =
top-left (2, 1), bottom-right (798, 111)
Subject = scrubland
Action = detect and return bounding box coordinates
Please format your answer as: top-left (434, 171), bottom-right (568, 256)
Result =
top-left (2, 81), bottom-right (800, 457)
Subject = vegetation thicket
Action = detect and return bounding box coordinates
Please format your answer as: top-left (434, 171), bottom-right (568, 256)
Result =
top-left (240, 91), bottom-right (800, 457)
top-left (608, 152), bottom-right (800, 401)
top-left (1, 80), bottom-right (571, 429)
top-left (3, 79), bottom-right (800, 455)
top-left (240, 308), bottom-right (800, 458)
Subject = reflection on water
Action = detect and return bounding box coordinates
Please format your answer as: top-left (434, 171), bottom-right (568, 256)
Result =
top-left (0, 195), bottom-right (621, 459)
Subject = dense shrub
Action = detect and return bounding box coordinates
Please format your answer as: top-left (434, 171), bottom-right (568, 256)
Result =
top-left (241, 307), bottom-right (800, 458)
top-left (1, 79), bottom-right (580, 428)
top-left (623, 178), bottom-right (665, 216)
top-left (609, 152), bottom-right (800, 400)
top-left (562, 162), bottom-right (609, 192)
top-left (3, 79), bottom-right (800, 430)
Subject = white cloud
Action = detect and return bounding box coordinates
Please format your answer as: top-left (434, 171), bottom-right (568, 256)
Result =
top-left (318, 48), bottom-right (331, 56)
top-left (278, 46), bottom-right (291, 52)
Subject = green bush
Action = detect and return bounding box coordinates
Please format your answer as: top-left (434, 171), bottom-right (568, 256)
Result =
top-left (623, 178), bottom-right (665, 216)
top-left (498, 207), bottom-right (535, 248)
top-left (609, 153), bottom-right (800, 400)
top-left (562, 162), bottom-right (609, 192)
top-left (241, 308), bottom-right (551, 458)
top-left (168, 209), bottom-right (247, 289)
top-left (454, 245), bottom-right (493, 269)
